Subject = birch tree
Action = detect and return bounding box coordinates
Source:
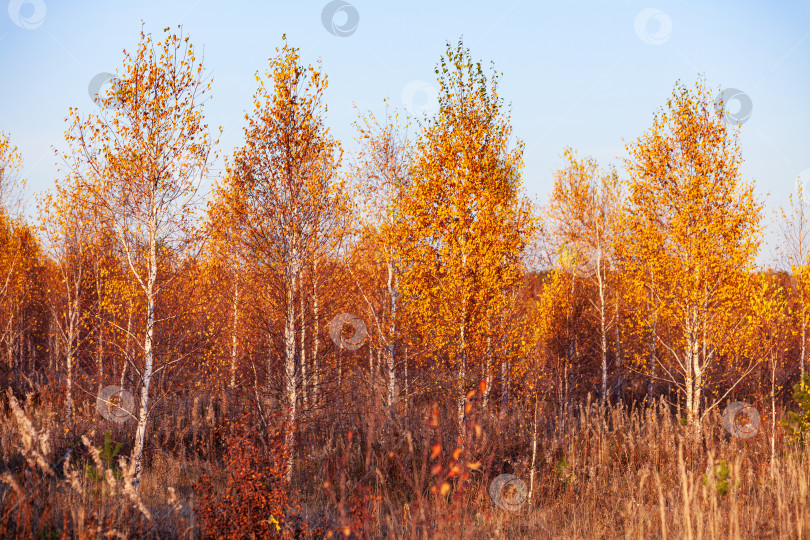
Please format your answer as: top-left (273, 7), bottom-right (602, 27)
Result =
top-left (777, 185), bottom-right (810, 377)
top-left (748, 273), bottom-right (790, 474)
top-left (352, 106), bottom-right (412, 407)
top-left (38, 175), bottom-right (97, 416)
top-left (549, 149), bottom-right (623, 404)
top-left (398, 39), bottom-right (535, 436)
top-left (62, 26), bottom-right (215, 488)
top-left (623, 78), bottom-right (763, 428)
top-left (213, 37), bottom-right (344, 481)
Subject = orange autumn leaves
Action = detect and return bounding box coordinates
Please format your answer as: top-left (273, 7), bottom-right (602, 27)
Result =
top-left (542, 78), bottom-right (767, 425)
top-left (395, 40), bottom-right (537, 430)
top-left (620, 78), bottom-right (763, 423)
top-left (2, 27), bottom-right (793, 494)
top-left (58, 26), bottom-right (218, 488)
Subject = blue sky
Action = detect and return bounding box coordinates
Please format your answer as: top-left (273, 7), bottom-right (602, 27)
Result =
top-left (1, 0), bottom-right (808, 263)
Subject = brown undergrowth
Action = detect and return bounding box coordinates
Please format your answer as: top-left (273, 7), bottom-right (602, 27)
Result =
top-left (1, 381), bottom-right (808, 538)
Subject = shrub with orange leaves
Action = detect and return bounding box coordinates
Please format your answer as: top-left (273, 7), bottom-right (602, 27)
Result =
top-left (195, 412), bottom-right (298, 539)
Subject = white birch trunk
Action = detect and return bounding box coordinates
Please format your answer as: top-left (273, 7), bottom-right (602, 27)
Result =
top-left (386, 260), bottom-right (397, 408)
top-left (312, 258), bottom-right (320, 406)
top-left (131, 220), bottom-right (157, 490)
top-left (299, 271), bottom-right (307, 408)
top-left (528, 391), bottom-right (539, 503)
top-left (65, 298), bottom-right (77, 417)
top-left (120, 298), bottom-right (132, 389)
top-left (802, 292), bottom-right (807, 378)
top-left (284, 254), bottom-right (298, 483)
top-left (771, 357), bottom-right (777, 478)
top-left (598, 260), bottom-right (608, 405)
top-left (230, 279), bottom-right (239, 389)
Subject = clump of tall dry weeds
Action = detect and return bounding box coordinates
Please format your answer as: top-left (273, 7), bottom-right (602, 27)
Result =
top-left (0, 388), bottom-right (154, 537)
top-left (2, 376), bottom-right (809, 539)
top-left (297, 390), bottom-right (810, 539)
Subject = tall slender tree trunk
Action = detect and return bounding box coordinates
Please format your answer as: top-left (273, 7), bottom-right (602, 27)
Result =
top-left (6, 316), bottom-right (13, 370)
top-left (770, 355), bottom-right (777, 478)
top-left (120, 297), bottom-right (132, 389)
top-left (598, 265), bottom-right (608, 405)
top-left (312, 259), bottom-right (320, 407)
top-left (457, 322), bottom-right (467, 438)
top-left (647, 310), bottom-right (657, 404)
top-left (403, 345), bottom-right (409, 406)
top-left (283, 254), bottom-right (298, 483)
top-left (386, 259), bottom-right (397, 408)
top-left (483, 334), bottom-right (493, 410)
top-left (299, 271), bottom-right (307, 408)
top-left (48, 318), bottom-right (55, 374)
top-left (337, 357), bottom-right (343, 410)
top-left (97, 318), bottom-right (104, 389)
top-left (614, 295), bottom-right (622, 402)
top-left (230, 278), bottom-right (239, 389)
top-left (592, 240), bottom-right (609, 406)
top-left (500, 356), bottom-right (509, 418)
top-left (528, 389), bottom-right (539, 503)
top-left (562, 355), bottom-right (570, 434)
top-left (692, 340), bottom-right (703, 430)
top-left (65, 299), bottom-right (77, 417)
top-left (457, 240), bottom-right (469, 438)
top-left (685, 342), bottom-right (694, 428)
top-left (95, 264), bottom-right (104, 389)
top-left (132, 221), bottom-right (157, 490)
top-left (801, 291), bottom-right (806, 378)
top-left (684, 313), bottom-right (703, 433)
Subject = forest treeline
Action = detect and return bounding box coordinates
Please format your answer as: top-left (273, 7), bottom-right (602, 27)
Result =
top-left (2, 27), bottom-right (810, 538)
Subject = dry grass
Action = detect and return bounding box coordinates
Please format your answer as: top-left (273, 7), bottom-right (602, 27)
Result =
top-left (1, 381), bottom-right (808, 538)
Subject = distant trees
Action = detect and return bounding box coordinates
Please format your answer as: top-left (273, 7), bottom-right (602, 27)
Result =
top-left (0, 133), bottom-right (24, 211)
top-left (549, 149), bottom-right (623, 404)
top-left (0, 134), bottom-right (46, 386)
top-left (351, 107), bottom-right (412, 408)
top-left (748, 273), bottom-right (790, 472)
top-left (777, 185), bottom-right (810, 378)
top-left (38, 175), bottom-right (96, 416)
